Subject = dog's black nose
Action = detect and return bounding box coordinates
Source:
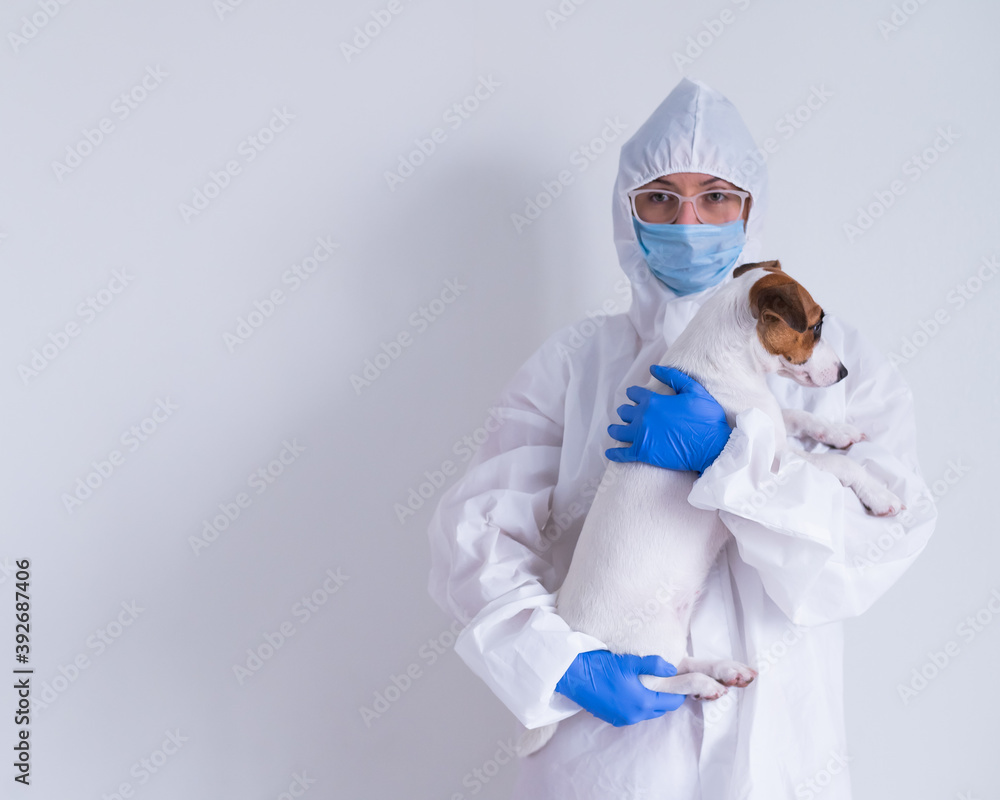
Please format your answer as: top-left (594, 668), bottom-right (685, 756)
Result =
top-left (837, 363), bottom-right (848, 382)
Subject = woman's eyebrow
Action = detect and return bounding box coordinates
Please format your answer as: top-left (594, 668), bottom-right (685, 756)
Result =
top-left (650, 176), bottom-right (734, 188)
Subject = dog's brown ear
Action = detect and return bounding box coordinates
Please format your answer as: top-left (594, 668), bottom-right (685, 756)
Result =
top-left (749, 273), bottom-right (808, 333)
top-left (733, 260), bottom-right (782, 279)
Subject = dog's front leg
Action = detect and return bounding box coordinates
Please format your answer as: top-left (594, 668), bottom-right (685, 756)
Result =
top-left (782, 410), bottom-right (904, 515)
top-left (782, 408), bottom-right (866, 450)
top-left (791, 447), bottom-right (904, 517)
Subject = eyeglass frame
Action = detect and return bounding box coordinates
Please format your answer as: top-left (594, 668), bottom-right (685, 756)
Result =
top-left (627, 187), bottom-right (751, 225)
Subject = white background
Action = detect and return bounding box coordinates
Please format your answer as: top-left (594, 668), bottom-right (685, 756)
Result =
top-left (1, 0), bottom-right (998, 798)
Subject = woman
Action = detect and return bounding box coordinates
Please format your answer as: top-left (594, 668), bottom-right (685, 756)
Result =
top-left (427, 78), bottom-right (936, 799)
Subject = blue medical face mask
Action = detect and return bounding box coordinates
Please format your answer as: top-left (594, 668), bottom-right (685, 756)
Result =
top-left (632, 217), bottom-right (746, 296)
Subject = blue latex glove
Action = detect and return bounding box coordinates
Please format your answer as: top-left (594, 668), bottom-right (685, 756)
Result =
top-left (555, 650), bottom-right (685, 726)
top-left (605, 365), bottom-right (733, 474)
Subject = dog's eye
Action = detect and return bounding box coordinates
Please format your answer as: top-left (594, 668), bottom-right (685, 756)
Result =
top-left (811, 321), bottom-right (822, 340)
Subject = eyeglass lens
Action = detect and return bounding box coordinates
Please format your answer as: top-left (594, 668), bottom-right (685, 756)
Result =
top-left (634, 191), bottom-right (743, 225)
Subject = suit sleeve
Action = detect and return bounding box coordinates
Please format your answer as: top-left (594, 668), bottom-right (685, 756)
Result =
top-left (687, 320), bottom-right (938, 626)
top-left (426, 332), bottom-right (607, 728)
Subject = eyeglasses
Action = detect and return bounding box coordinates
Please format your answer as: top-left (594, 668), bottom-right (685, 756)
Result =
top-left (628, 188), bottom-right (750, 225)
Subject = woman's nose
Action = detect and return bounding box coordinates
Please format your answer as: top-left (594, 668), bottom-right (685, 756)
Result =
top-left (674, 200), bottom-right (700, 224)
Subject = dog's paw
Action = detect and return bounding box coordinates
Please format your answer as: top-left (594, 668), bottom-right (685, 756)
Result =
top-left (708, 660), bottom-right (758, 688)
top-left (680, 657), bottom-right (757, 688)
top-left (686, 674), bottom-right (729, 701)
top-left (812, 420), bottom-right (867, 450)
top-left (856, 482), bottom-right (905, 517)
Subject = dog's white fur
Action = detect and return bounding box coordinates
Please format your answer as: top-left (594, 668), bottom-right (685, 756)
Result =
top-left (517, 264), bottom-right (902, 757)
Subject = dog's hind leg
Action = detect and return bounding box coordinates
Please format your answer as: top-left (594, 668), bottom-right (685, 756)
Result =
top-left (676, 657), bottom-right (757, 688)
top-left (635, 580), bottom-right (756, 701)
top-left (639, 671), bottom-right (729, 700)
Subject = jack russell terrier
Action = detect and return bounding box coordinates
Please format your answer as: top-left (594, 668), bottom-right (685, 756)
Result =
top-left (518, 260), bottom-right (903, 757)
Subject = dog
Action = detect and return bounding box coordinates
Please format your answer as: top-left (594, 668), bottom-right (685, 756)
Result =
top-left (517, 260), bottom-right (904, 757)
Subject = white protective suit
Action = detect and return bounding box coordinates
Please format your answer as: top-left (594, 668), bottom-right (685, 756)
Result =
top-left (426, 78), bottom-right (937, 799)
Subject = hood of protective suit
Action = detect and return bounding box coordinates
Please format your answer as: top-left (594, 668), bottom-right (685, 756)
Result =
top-left (613, 78), bottom-right (768, 340)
